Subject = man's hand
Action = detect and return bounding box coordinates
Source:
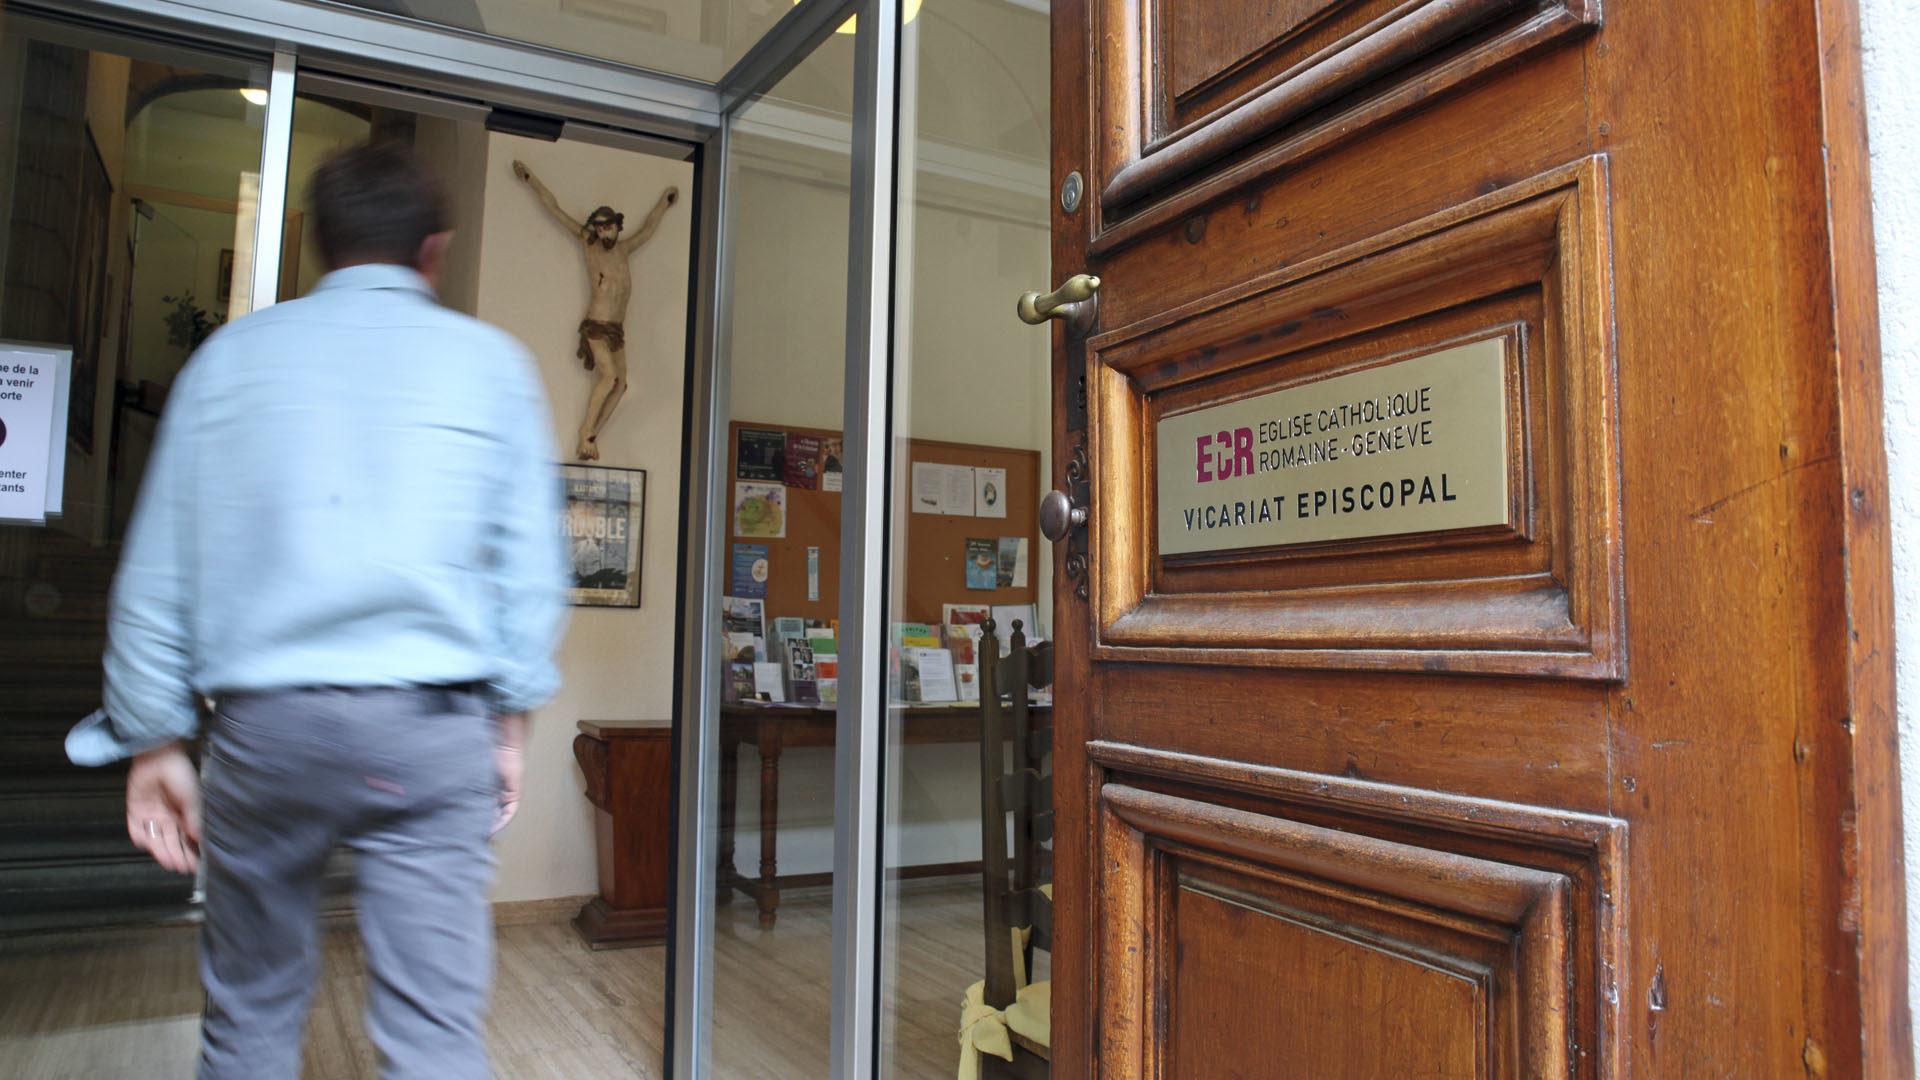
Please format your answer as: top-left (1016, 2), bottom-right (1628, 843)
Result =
top-left (492, 713), bottom-right (528, 837)
top-left (126, 740), bottom-right (201, 874)
top-left (513, 160), bottom-right (531, 182)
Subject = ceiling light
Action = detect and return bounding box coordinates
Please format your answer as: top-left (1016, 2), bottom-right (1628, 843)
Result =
top-left (239, 88), bottom-right (269, 106)
top-left (793, 0), bottom-right (922, 36)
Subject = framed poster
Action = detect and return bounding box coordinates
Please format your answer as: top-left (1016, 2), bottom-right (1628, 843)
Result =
top-left (562, 464), bottom-right (645, 607)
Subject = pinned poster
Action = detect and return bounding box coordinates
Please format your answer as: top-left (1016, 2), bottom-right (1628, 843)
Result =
top-left (973, 466), bottom-right (1007, 518)
top-left (731, 543), bottom-right (769, 599)
top-left (784, 432), bottom-right (821, 490)
top-left (996, 537), bottom-right (1019, 588)
top-left (820, 438), bottom-right (844, 492)
top-left (736, 427), bottom-right (786, 481)
top-left (733, 481), bottom-right (786, 538)
top-left (0, 343), bottom-right (72, 525)
top-left (965, 538), bottom-right (998, 590)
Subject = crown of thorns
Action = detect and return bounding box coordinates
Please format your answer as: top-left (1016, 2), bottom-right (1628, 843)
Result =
top-left (585, 206), bottom-right (625, 229)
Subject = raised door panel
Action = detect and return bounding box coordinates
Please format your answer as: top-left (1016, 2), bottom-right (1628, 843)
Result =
top-left (1095, 0), bottom-right (1600, 238)
top-left (1092, 749), bottom-right (1624, 1079)
top-left (1089, 158), bottom-right (1621, 679)
top-left (1170, 883), bottom-right (1485, 1078)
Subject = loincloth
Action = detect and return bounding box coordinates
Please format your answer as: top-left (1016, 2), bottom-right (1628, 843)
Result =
top-left (576, 319), bottom-right (625, 371)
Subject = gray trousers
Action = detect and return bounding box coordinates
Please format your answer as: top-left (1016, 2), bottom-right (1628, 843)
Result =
top-left (198, 685), bottom-right (498, 1080)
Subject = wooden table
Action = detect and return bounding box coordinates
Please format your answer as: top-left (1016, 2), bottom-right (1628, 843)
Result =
top-left (719, 703), bottom-right (1051, 928)
top-left (572, 719), bottom-right (672, 948)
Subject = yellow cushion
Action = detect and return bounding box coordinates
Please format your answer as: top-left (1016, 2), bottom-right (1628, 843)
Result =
top-left (957, 980), bottom-right (1012, 1080)
top-left (1004, 979), bottom-right (1050, 1048)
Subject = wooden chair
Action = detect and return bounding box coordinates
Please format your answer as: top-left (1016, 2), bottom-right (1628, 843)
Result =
top-left (959, 617), bottom-right (1053, 1080)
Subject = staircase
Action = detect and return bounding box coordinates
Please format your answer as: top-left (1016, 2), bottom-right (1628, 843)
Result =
top-left (0, 529), bottom-right (196, 930)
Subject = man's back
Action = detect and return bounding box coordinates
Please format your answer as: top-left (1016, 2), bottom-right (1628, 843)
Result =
top-left (78, 143), bottom-right (565, 1080)
top-left (71, 263), bottom-right (565, 762)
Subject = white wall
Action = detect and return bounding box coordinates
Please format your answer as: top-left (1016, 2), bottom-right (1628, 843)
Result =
top-left (474, 133), bottom-right (693, 902)
top-left (1861, 0), bottom-right (1920, 1058)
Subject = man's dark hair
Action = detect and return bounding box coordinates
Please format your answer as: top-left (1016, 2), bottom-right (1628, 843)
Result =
top-left (309, 142), bottom-right (449, 269)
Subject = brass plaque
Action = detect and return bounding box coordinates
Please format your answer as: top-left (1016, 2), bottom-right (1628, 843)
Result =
top-left (1156, 337), bottom-right (1510, 555)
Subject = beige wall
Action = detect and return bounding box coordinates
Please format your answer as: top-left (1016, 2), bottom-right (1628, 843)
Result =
top-left (412, 116), bottom-right (490, 317)
top-left (474, 132), bottom-right (693, 903)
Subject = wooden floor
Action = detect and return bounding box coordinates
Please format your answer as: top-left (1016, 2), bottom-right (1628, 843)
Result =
top-left (0, 879), bottom-right (990, 1079)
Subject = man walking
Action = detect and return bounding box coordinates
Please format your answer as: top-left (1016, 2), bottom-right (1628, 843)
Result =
top-left (65, 142), bottom-right (568, 1079)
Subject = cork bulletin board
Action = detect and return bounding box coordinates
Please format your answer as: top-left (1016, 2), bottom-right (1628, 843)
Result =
top-left (725, 420), bottom-right (1041, 628)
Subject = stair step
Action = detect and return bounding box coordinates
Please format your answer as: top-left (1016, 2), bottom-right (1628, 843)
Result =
top-left (0, 655), bottom-right (99, 677)
top-left (0, 786), bottom-right (129, 827)
top-left (28, 551), bottom-right (120, 575)
top-left (0, 856), bottom-right (195, 914)
top-left (1, 682), bottom-right (106, 705)
top-left (0, 740), bottom-right (92, 777)
top-left (0, 639), bottom-right (107, 665)
top-left (0, 821), bottom-right (140, 859)
top-left (0, 613), bottom-right (109, 635)
top-left (0, 592), bottom-right (112, 621)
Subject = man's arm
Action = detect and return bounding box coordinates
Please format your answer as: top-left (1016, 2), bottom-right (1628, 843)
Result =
top-left (67, 360), bottom-right (207, 766)
top-left (513, 160), bottom-right (584, 236)
top-left (615, 185), bottom-right (679, 254)
top-left (484, 343), bottom-right (570, 720)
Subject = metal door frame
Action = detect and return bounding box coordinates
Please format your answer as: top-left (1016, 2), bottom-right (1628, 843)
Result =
top-left (8, 0), bottom-right (905, 1075)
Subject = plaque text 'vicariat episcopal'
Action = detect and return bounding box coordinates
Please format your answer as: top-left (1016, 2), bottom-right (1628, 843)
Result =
top-left (1154, 336), bottom-right (1511, 556)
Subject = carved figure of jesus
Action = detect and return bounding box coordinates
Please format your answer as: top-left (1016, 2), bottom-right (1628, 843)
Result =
top-left (513, 159), bottom-right (678, 460)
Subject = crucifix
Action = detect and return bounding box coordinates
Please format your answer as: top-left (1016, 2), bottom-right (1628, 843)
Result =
top-left (513, 159), bottom-right (678, 461)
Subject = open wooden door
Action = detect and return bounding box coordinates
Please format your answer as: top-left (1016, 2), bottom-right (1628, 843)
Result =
top-left (1041, 0), bottom-right (1909, 1075)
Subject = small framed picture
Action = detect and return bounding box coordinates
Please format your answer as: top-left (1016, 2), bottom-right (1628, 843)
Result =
top-left (217, 249), bottom-right (235, 303)
top-left (561, 464), bottom-right (645, 607)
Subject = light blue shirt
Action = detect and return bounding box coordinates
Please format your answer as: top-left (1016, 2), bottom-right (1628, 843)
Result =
top-left (68, 265), bottom-right (570, 765)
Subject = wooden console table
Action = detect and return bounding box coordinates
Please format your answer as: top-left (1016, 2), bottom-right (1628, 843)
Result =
top-left (572, 719), bottom-right (672, 948)
top-left (718, 703), bottom-right (1051, 928)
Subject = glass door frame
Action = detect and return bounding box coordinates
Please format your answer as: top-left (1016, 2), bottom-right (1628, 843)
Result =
top-left (16, 0), bottom-right (913, 1074)
top-left (676, 2), bottom-right (903, 1077)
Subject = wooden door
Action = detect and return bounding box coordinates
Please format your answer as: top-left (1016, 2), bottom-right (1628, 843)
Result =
top-left (1043, 0), bottom-right (1909, 1075)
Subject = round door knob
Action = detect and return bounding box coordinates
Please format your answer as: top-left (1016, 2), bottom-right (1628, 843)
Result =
top-left (1040, 490), bottom-right (1087, 542)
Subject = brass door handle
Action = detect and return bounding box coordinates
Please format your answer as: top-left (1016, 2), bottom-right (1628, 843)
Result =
top-left (1016, 274), bottom-right (1101, 333)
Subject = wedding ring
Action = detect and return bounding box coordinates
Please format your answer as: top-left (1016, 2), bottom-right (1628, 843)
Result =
top-left (146, 820), bottom-right (158, 839)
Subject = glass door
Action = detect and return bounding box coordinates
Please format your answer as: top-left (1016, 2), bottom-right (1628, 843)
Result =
top-left (699, 36), bottom-right (858, 1080)
top-left (875, 1), bottom-right (1054, 1076)
top-left (682, 0), bottom-right (1052, 1075)
top-left (0, 14), bottom-right (276, 928)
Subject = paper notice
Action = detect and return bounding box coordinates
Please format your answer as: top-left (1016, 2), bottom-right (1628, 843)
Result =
top-left (973, 467), bottom-right (1007, 518)
top-left (0, 346), bottom-right (66, 524)
top-left (911, 461), bottom-right (976, 516)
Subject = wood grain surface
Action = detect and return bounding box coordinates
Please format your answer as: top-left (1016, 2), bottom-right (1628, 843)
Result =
top-left (1047, 0), bottom-right (1909, 1074)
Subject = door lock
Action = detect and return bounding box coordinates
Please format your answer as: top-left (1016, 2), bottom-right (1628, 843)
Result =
top-left (1040, 489), bottom-right (1088, 543)
top-left (1016, 274), bottom-right (1100, 335)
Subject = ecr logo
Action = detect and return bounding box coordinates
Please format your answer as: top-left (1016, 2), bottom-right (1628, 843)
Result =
top-left (1194, 427), bottom-right (1253, 482)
